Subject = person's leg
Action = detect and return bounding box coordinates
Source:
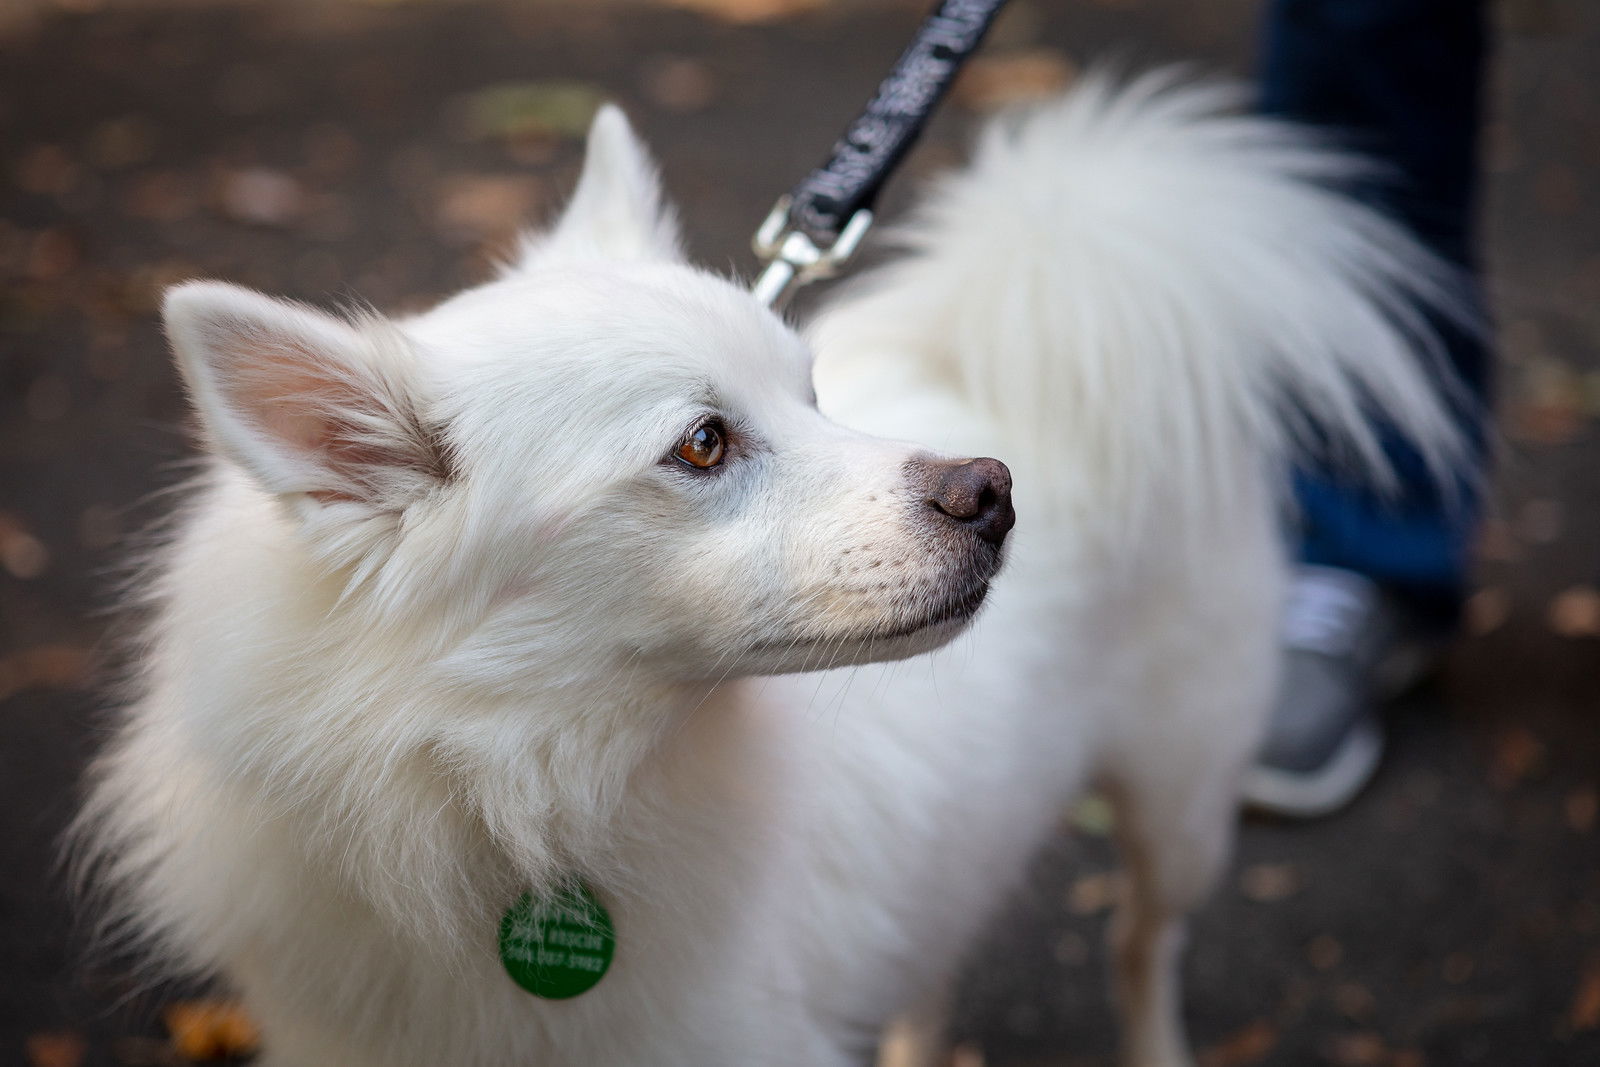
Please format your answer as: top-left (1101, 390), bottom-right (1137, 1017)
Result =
top-left (1247, 0), bottom-right (1491, 816)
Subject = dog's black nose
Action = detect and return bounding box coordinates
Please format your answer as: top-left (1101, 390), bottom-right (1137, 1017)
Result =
top-left (926, 457), bottom-right (1015, 546)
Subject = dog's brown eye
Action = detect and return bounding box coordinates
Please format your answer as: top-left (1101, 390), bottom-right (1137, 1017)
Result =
top-left (676, 422), bottom-right (726, 469)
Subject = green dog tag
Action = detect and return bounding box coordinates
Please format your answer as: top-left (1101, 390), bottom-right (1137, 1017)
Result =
top-left (498, 882), bottom-right (615, 999)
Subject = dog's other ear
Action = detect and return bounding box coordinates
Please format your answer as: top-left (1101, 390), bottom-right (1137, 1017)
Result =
top-left (517, 104), bottom-right (683, 266)
top-left (163, 281), bottom-right (450, 509)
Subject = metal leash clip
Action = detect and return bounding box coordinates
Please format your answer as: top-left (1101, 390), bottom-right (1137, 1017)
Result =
top-left (751, 195), bottom-right (874, 310)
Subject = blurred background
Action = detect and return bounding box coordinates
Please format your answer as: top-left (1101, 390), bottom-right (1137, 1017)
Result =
top-left (2, 0), bottom-right (1598, 1064)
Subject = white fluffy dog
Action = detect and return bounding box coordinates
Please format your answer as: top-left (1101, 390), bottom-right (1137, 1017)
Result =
top-left (81, 73), bottom-right (1465, 1067)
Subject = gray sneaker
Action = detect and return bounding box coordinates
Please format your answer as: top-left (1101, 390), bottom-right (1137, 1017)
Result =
top-left (1242, 565), bottom-right (1443, 818)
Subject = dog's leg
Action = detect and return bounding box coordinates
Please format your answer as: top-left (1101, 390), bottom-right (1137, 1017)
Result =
top-left (1101, 770), bottom-right (1239, 1067)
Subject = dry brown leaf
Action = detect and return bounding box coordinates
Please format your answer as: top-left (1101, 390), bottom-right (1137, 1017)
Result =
top-left (1306, 934), bottom-right (1343, 971)
top-left (659, 0), bottom-right (826, 23)
top-left (436, 174), bottom-right (542, 244)
top-left (25, 1032), bottom-right (87, 1067)
top-left (87, 115), bottom-right (157, 171)
top-left (1239, 862), bottom-right (1300, 903)
top-left (1333, 982), bottom-right (1377, 1021)
top-left (1464, 587), bottom-right (1510, 636)
top-left (1548, 587), bottom-right (1600, 638)
top-left (1566, 784), bottom-right (1598, 833)
top-left (642, 56), bottom-right (716, 113)
top-left (27, 228), bottom-right (80, 281)
top-left (15, 144), bottom-right (78, 196)
top-left (1198, 1019), bottom-right (1276, 1067)
top-left (1489, 725), bottom-right (1545, 790)
top-left (123, 171), bottom-right (198, 224)
top-left (1517, 497), bottom-right (1565, 544)
top-left (218, 168), bottom-right (305, 227)
top-left (164, 999), bottom-right (261, 1060)
top-left (1473, 520), bottom-right (1522, 563)
top-left (1327, 1030), bottom-right (1387, 1065)
top-left (1507, 400), bottom-right (1585, 446)
top-left (0, 645), bottom-right (93, 700)
top-left (1572, 962), bottom-right (1600, 1032)
top-left (953, 49), bottom-right (1076, 110)
top-left (0, 512), bottom-right (50, 578)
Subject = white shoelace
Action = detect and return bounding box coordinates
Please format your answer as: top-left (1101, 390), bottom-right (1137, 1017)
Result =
top-left (1281, 567), bottom-right (1378, 658)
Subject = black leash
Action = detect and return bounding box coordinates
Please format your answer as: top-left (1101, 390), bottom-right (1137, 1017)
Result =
top-left (752, 0), bottom-right (1012, 308)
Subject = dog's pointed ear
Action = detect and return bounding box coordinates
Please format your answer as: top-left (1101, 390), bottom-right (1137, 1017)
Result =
top-left (163, 281), bottom-right (450, 510)
top-left (516, 104), bottom-right (683, 267)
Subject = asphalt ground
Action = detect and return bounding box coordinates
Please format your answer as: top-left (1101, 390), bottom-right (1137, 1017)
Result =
top-left (2, 1), bottom-right (1598, 1064)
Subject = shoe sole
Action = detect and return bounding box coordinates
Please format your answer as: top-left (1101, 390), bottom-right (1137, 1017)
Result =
top-left (1241, 714), bottom-right (1384, 819)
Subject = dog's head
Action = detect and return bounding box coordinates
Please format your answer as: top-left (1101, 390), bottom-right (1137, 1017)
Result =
top-left (161, 107), bottom-right (1012, 685)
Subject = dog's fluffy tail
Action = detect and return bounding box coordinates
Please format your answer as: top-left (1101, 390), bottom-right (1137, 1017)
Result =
top-left (813, 70), bottom-right (1476, 536)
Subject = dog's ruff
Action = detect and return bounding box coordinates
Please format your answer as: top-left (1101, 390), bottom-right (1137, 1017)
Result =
top-left (80, 72), bottom-right (1467, 1067)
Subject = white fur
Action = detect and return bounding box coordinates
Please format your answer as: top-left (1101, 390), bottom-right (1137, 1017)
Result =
top-left (80, 77), bottom-right (1467, 1067)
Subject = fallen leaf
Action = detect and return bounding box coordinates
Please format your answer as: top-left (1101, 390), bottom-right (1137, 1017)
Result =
top-left (87, 115), bottom-right (156, 170)
top-left (1548, 587), bottom-right (1600, 638)
top-left (1333, 982), bottom-right (1376, 1020)
top-left (1572, 962), bottom-right (1600, 1031)
top-left (123, 171), bottom-right (198, 224)
top-left (658, 0), bottom-right (826, 24)
top-left (1239, 862), bottom-right (1300, 903)
top-left (0, 644), bottom-right (94, 700)
top-left (218, 168), bottom-right (305, 227)
top-left (0, 512), bottom-right (50, 578)
top-left (954, 48), bottom-right (1076, 110)
top-left (1199, 1019), bottom-right (1276, 1066)
top-left (435, 174), bottom-right (543, 244)
top-left (1489, 725), bottom-right (1545, 790)
top-left (27, 228), bottom-right (81, 281)
top-left (1473, 519), bottom-right (1522, 563)
top-left (1327, 1030), bottom-right (1387, 1065)
top-left (1567, 784), bottom-right (1598, 833)
top-left (25, 1032), bottom-right (86, 1067)
top-left (1507, 401), bottom-right (1584, 446)
top-left (1464, 587), bottom-right (1510, 635)
top-left (462, 81), bottom-right (605, 143)
top-left (642, 56), bottom-right (716, 113)
top-left (1306, 934), bottom-right (1343, 971)
top-left (15, 144), bottom-right (78, 196)
top-left (164, 1000), bottom-right (260, 1060)
top-left (1517, 497), bottom-right (1565, 544)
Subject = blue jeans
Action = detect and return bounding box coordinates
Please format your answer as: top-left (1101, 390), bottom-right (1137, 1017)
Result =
top-left (1260, 0), bottom-right (1491, 622)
